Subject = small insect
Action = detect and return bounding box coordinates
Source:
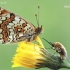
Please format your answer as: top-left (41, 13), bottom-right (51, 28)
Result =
top-left (0, 6), bottom-right (43, 44)
top-left (43, 38), bottom-right (70, 60)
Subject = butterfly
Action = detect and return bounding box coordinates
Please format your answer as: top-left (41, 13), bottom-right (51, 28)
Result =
top-left (0, 6), bottom-right (43, 44)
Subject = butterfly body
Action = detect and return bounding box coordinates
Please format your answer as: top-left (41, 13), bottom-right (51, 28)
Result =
top-left (0, 7), bottom-right (42, 44)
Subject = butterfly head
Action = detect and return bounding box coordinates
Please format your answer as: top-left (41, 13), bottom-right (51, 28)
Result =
top-left (38, 25), bottom-right (43, 33)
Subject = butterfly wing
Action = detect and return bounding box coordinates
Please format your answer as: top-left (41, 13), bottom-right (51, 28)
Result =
top-left (0, 7), bottom-right (36, 44)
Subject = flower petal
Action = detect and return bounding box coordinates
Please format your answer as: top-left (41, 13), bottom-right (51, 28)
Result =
top-left (12, 41), bottom-right (46, 68)
top-left (36, 36), bottom-right (44, 48)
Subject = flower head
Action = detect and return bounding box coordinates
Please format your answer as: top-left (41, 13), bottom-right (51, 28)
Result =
top-left (12, 36), bottom-right (47, 68)
top-left (12, 36), bottom-right (70, 70)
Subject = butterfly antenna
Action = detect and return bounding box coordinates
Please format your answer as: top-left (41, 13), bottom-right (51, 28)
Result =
top-left (35, 14), bottom-right (39, 27)
top-left (38, 6), bottom-right (40, 28)
top-left (35, 6), bottom-right (40, 28)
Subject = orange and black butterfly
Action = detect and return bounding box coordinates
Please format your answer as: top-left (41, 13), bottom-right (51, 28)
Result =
top-left (0, 6), bottom-right (43, 44)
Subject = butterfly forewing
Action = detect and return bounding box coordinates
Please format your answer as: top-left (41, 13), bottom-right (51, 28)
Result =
top-left (0, 7), bottom-right (38, 44)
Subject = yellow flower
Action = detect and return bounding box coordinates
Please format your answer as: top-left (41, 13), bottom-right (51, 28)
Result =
top-left (11, 36), bottom-right (70, 69)
top-left (12, 36), bottom-right (46, 68)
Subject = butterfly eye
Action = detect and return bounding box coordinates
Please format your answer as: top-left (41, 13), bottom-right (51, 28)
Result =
top-left (38, 28), bottom-right (42, 33)
top-left (38, 27), bottom-right (41, 31)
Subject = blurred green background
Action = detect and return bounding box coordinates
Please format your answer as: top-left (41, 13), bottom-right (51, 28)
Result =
top-left (0, 0), bottom-right (70, 70)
